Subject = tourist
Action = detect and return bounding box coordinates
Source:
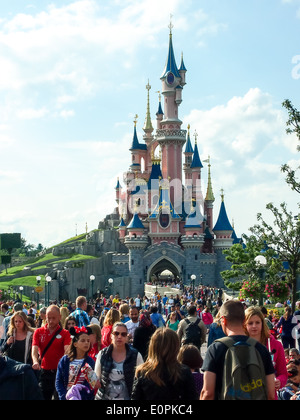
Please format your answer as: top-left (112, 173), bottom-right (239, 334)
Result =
top-left (36, 307), bottom-right (47, 328)
top-left (133, 310), bottom-right (156, 360)
top-left (200, 300), bottom-right (275, 400)
top-left (150, 306), bottom-right (166, 328)
top-left (0, 311), bottom-right (34, 365)
top-left (0, 302), bottom-right (23, 347)
top-left (32, 305), bottom-right (71, 400)
top-left (63, 315), bottom-right (77, 331)
top-left (289, 348), bottom-right (300, 361)
top-left (244, 306), bottom-right (288, 398)
top-left (88, 324), bottom-right (102, 361)
top-left (101, 308), bottom-right (120, 349)
top-left (0, 354), bottom-right (44, 400)
top-left (132, 328), bottom-right (198, 400)
top-left (70, 296), bottom-right (90, 328)
top-left (134, 295), bottom-right (142, 312)
top-left (277, 359), bottom-right (300, 400)
top-left (95, 322), bottom-right (143, 400)
top-left (87, 304), bottom-right (100, 325)
top-left (119, 303), bottom-right (130, 323)
top-left (202, 306), bottom-right (214, 331)
top-left (294, 301), bottom-right (300, 350)
top-left (177, 306), bottom-right (206, 349)
top-left (166, 311), bottom-right (180, 331)
top-left (60, 306), bottom-right (70, 329)
top-left (125, 306), bottom-right (140, 342)
top-left (56, 326), bottom-right (99, 400)
top-left (178, 344), bottom-right (204, 398)
top-left (275, 307), bottom-right (297, 349)
top-left (207, 311), bottom-right (226, 347)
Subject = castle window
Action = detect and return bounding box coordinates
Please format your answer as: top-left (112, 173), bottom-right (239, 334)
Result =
top-left (159, 212), bottom-right (170, 229)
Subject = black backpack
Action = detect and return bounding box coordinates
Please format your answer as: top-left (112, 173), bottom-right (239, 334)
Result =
top-left (182, 318), bottom-right (202, 347)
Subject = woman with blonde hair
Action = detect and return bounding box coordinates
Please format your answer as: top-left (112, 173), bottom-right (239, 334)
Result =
top-left (101, 308), bottom-right (120, 349)
top-left (60, 306), bottom-right (69, 329)
top-left (131, 328), bottom-right (198, 400)
top-left (0, 311), bottom-right (34, 364)
top-left (245, 306), bottom-right (288, 397)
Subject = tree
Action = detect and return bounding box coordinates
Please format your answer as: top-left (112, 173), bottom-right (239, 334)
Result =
top-left (249, 202), bottom-right (300, 312)
top-left (221, 237), bottom-right (288, 303)
top-left (281, 100), bottom-right (300, 193)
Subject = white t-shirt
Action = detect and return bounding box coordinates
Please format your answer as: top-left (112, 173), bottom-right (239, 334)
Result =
top-left (125, 320), bottom-right (139, 338)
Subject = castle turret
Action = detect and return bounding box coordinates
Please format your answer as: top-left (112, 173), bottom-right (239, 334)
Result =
top-left (213, 190), bottom-right (233, 248)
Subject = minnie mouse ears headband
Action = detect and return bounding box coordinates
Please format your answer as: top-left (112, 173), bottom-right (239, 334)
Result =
top-left (69, 326), bottom-right (93, 339)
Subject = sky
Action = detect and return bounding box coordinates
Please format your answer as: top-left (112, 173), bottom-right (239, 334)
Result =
top-left (0, 0), bottom-right (300, 249)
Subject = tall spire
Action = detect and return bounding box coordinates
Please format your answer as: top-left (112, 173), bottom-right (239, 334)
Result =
top-left (143, 80), bottom-right (153, 133)
top-left (184, 124), bottom-right (194, 154)
top-left (161, 17), bottom-right (181, 79)
top-left (204, 157), bottom-right (215, 202)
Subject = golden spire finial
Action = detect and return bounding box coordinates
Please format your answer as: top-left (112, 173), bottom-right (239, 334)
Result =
top-left (187, 124), bottom-right (190, 134)
top-left (144, 81), bottom-right (153, 132)
top-left (134, 114), bottom-right (138, 127)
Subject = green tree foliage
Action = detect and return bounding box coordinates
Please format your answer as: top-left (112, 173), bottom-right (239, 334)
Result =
top-left (281, 100), bottom-right (300, 193)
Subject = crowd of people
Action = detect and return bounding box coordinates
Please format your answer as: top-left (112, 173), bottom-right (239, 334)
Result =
top-left (0, 284), bottom-right (299, 401)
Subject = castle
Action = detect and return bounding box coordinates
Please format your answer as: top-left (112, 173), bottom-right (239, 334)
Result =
top-left (109, 26), bottom-right (241, 297)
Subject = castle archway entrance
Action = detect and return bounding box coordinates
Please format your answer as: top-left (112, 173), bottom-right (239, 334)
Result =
top-left (147, 257), bottom-right (181, 284)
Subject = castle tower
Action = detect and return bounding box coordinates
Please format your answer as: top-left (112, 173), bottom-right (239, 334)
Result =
top-left (157, 23), bottom-right (187, 198)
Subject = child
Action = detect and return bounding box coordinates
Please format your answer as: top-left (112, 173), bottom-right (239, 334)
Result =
top-left (56, 326), bottom-right (99, 400)
top-left (178, 344), bottom-right (204, 398)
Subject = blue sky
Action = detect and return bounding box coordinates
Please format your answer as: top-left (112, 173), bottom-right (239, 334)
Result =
top-left (0, 0), bottom-right (299, 248)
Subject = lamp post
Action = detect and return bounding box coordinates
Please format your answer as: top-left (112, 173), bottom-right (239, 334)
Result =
top-left (108, 278), bottom-right (114, 299)
top-left (19, 286), bottom-right (24, 302)
top-left (191, 274), bottom-right (196, 301)
top-left (90, 275), bottom-right (95, 301)
top-left (46, 276), bottom-right (52, 307)
top-left (36, 276), bottom-right (41, 310)
top-left (254, 255), bottom-right (267, 306)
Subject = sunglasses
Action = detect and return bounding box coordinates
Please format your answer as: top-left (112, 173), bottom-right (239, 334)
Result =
top-left (113, 331), bottom-right (128, 337)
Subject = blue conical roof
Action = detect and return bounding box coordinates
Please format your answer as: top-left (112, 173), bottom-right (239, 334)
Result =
top-left (213, 200), bottom-right (233, 232)
top-left (118, 218), bottom-right (126, 228)
top-left (127, 213), bottom-right (145, 230)
top-left (130, 126), bottom-right (147, 151)
top-left (190, 142), bottom-right (203, 168)
top-left (184, 132), bottom-right (194, 154)
top-left (161, 33), bottom-right (181, 79)
top-left (148, 162), bottom-right (162, 189)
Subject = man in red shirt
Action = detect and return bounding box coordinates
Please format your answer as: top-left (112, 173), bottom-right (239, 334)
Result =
top-left (32, 305), bottom-right (71, 400)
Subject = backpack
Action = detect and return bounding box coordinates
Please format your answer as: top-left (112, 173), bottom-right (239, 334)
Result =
top-left (182, 318), bottom-right (202, 347)
top-left (216, 337), bottom-right (268, 400)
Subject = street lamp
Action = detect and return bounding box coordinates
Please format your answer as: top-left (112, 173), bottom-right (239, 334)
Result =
top-left (19, 286), bottom-right (24, 302)
top-left (254, 255), bottom-right (267, 306)
top-left (191, 274), bottom-right (196, 301)
top-left (46, 276), bottom-right (52, 307)
top-left (90, 275), bottom-right (95, 301)
top-left (108, 278), bottom-right (114, 298)
top-left (36, 276), bottom-right (41, 310)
